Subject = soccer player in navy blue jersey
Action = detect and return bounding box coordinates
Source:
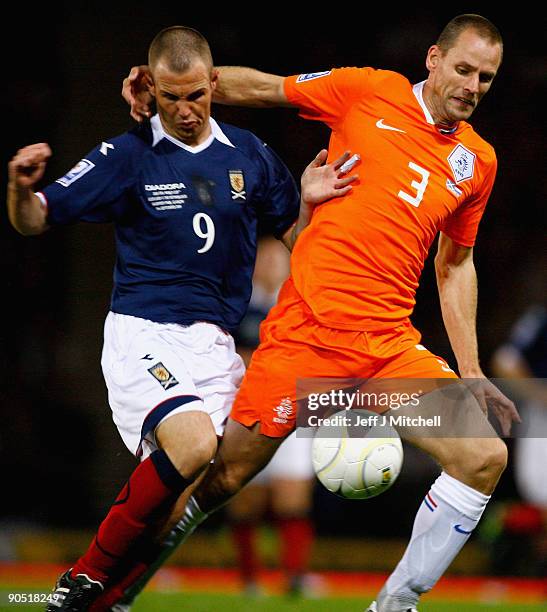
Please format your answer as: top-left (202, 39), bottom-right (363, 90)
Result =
top-left (7, 26), bottom-right (356, 611)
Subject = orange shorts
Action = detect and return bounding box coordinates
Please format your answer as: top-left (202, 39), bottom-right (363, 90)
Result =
top-left (231, 280), bottom-right (458, 437)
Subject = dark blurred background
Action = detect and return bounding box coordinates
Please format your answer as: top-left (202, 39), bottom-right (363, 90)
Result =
top-left (1, 5), bottom-right (545, 570)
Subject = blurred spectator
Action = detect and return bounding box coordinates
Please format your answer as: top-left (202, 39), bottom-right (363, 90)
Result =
top-left (490, 303), bottom-right (547, 576)
top-left (229, 236), bottom-right (315, 595)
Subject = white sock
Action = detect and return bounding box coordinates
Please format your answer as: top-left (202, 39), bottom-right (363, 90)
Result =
top-left (381, 472), bottom-right (490, 608)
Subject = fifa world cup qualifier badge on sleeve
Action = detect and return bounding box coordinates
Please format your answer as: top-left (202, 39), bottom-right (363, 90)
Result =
top-left (295, 71), bottom-right (332, 82)
top-left (56, 159), bottom-right (95, 187)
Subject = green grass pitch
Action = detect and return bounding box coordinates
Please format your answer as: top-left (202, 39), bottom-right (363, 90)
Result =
top-left (132, 592), bottom-right (546, 611)
top-left (1, 589), bottom-right (544, 612)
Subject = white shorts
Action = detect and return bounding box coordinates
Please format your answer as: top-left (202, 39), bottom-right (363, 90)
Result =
top-left (101, 312), bottom-right (245, 459)
top-left (252, 430), bottom-right (314, 484)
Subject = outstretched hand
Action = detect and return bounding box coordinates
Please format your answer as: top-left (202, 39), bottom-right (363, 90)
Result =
top-left (8, 143), bottom-right (52, 189)
top-left (301, 150), bottom-right (359, 207)
top-left (121, 65), bottom-right (153, 122)
top-left (467, 377), bottom-right (521, 437)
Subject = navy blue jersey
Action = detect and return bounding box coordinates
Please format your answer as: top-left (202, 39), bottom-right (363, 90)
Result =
top-left (39, 116), bottom-right (299, 332)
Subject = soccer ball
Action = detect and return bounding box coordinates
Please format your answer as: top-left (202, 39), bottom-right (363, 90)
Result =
top-left (312, 409), bottom-right (403, 499)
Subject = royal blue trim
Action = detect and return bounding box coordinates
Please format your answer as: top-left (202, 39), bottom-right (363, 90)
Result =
top-left (424, 498), bottom-right (435, 512)
top-left (140, 395), bottom-right (201, 445)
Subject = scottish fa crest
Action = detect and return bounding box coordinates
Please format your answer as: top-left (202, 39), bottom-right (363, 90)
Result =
top-left (147, 362), bottom-right (179, 390)
top-left (229, 170), bottom-right (246, 200)
top-left (447, 144), bottom-right (476, 183)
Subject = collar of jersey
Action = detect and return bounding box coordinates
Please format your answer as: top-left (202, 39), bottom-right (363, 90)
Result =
top-left (412, 81), bottom-right (460, 135)
top-left (412, 81), bottom-right (435, 125)
top-left (150, 114), bottom-right (235, 152)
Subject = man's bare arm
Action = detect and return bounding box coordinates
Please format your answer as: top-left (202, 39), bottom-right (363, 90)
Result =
top-left (7, 143), bottom-right (51, 235)
top-left (435, 232), bottom-right (520, 434)
top-left (435, 233), bottom-right (481, 377)
top-left (214, 67), bottom-right (292, 107)
top-left (121, 65), bottom-right (292, 121)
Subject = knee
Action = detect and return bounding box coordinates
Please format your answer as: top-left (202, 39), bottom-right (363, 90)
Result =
top-left (447, 438), bottom-right (507, 493)
top-left (486, 439), bottom-right (508, 478)
top-left (163, 430), bottom-right (218, 481)
top-left (185, 434), bottom-right (218, 477)
top-left (476, 438), bottom-right (508, 479)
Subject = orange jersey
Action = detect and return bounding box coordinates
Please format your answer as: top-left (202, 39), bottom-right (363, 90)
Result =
top-left (283, 68), bottom-right (497, 330)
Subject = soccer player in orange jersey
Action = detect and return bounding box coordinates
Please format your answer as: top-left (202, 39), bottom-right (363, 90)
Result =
top-left (114, 14), bottom-right (520, 612)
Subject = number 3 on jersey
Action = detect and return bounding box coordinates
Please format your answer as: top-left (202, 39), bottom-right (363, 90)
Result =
top-left (193, 212), bottom-right (215, 253)
top-left (398, 161), bottom-right (430, 208)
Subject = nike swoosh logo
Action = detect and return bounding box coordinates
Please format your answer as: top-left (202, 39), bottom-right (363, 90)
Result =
top-left (376, 118), bottom-right (406, 133)
top-left (454, 524), bottom-right (473, 534)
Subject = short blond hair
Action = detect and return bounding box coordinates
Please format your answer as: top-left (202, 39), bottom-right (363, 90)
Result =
top-left (437, 14), bottom-right (503, 60)
top-left (148, 26), bottom-right (213, 74)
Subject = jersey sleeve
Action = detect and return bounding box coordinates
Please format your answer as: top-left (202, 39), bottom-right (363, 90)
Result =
top-left (283, 67), bottom-right (378, 127)
top-left (441, 154), bottom-right (497, 247)
top-left (254, 141), bottom-right (300, 238)
top-left (39, 136), bottom-right (135, 225)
